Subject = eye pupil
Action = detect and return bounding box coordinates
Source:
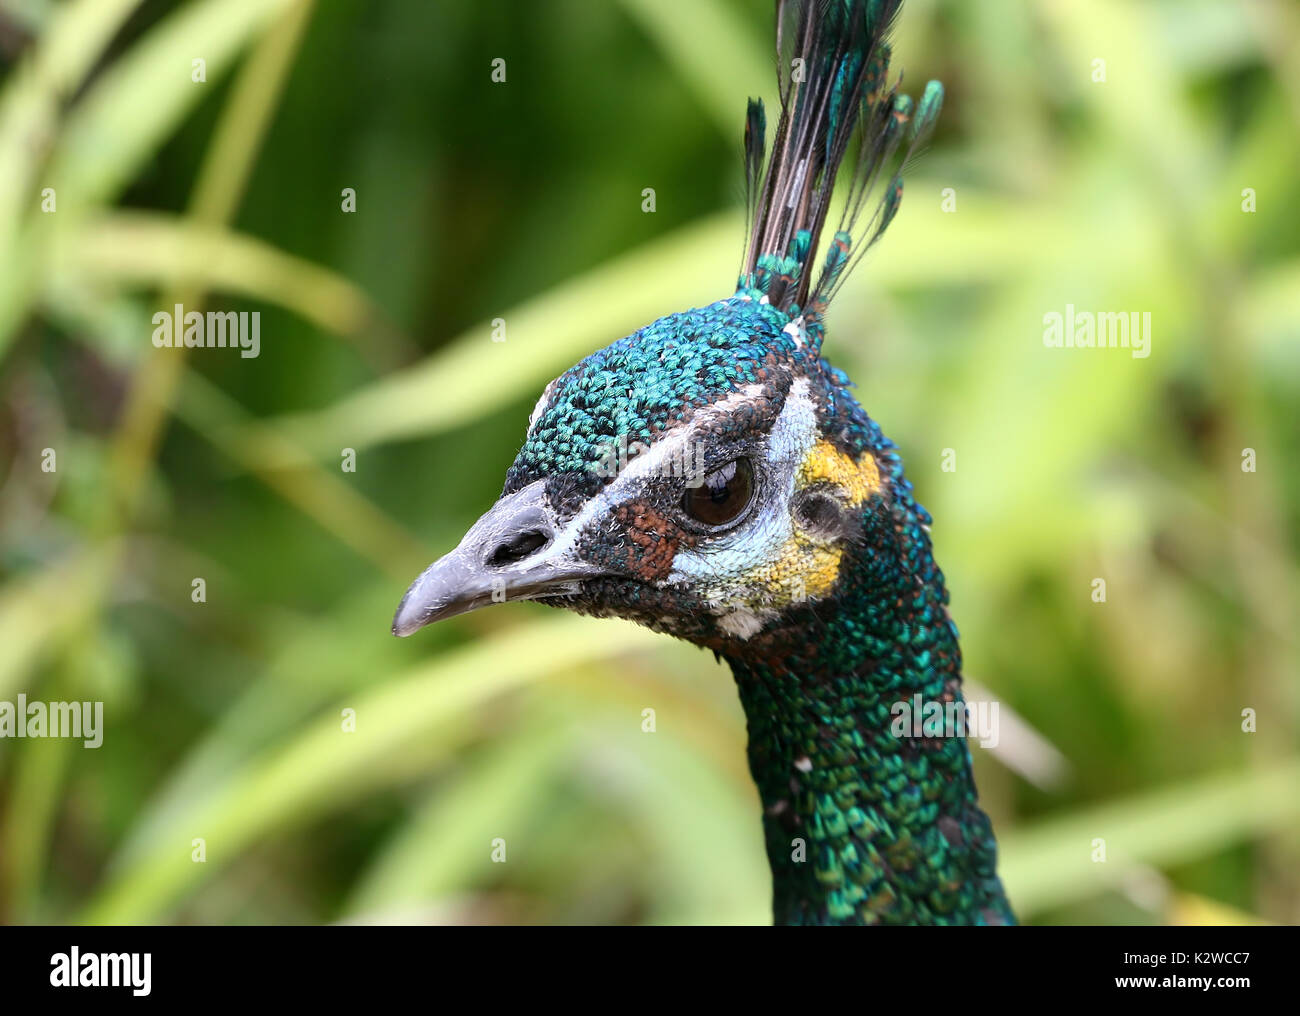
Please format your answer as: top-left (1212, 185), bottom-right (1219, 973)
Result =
top-left (683, 458), bottom-right (754, 527)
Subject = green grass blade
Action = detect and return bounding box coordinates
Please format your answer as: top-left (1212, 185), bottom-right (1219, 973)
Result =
top-left (615, 0), bottom-right (767, 136)
top-left (344, 721), bottom-right (573, 916)
top-left (45, 0), bottom-right (294, 209)
top-left (80, 615), bottom-right (661, 923)
top-left (56, 211), bottom-right (395, 354)
top-left (1001, 759), bottom-right (1300, 916)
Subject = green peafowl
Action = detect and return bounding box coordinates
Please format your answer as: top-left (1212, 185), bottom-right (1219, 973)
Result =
top-left (393, 0), bottom-right (1015, 926)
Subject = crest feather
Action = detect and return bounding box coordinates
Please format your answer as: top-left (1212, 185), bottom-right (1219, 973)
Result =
top-left (738, 0), bottom-right (943, 340)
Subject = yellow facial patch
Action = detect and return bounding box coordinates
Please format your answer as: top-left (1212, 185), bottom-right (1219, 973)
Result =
top-left (726, 442), bottom-right (881, 608)
top-left (770, 540), bottom-right (845, 601)
top-left (795, 439), bottom-right (881, 506)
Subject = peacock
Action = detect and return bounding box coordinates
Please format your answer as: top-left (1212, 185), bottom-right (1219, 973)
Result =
top-left (393, 0), bottom-right (1015, 926)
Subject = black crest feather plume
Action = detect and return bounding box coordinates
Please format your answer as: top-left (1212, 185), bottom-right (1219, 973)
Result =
top-left (738, 0), bottom-right (943, 336)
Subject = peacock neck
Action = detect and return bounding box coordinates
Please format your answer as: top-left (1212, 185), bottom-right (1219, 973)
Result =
top-left (721, 530), bottom-right (1015, 926)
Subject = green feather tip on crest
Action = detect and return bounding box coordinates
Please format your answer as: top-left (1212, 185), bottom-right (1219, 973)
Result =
top-left (915, 79), bottom-right (944, 139)
top-left (738, 0), bottom-right (946, 331)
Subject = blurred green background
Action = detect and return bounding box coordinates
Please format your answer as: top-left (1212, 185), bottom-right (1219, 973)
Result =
top-left (0, 0), bottom-right (1297, 925)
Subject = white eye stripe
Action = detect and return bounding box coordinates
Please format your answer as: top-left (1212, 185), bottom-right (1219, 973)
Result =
top-left (534, 380), bottom-right (797, 573)
top-left (531, 383), bottom-right (773, 564)
top-left (782, 316), bottom-right (808, 350)
top-left (526, 377), bottom-right (561, 435)
top-left (668, 378), bottom-right (820, 603)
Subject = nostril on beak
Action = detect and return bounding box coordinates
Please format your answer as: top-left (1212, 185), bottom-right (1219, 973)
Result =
top-left (487, 530), bottom-right (550, 568)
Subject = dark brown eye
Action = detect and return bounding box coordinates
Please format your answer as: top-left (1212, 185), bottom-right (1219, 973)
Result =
top-left (682, 458), bottom-right (754, 527)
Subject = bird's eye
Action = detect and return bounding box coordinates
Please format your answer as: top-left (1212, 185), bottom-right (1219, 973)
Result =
top-left (682, 458), bottom-right (754, 528)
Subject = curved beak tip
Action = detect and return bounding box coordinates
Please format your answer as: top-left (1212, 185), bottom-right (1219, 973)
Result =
top-left (390, 573), bottom-right (453, 638)
top-left (390, 615), bottom-right (416, 638)
top-left (390, 482), bottom-right (605, 640)
top-left (390, 606), bottom-right (418, 639)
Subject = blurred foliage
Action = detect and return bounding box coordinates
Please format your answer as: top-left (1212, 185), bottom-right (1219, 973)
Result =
top-left (0, 0), bottom-right (1297, 925)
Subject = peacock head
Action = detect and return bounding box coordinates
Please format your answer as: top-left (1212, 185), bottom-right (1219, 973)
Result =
top-left (394, 0), bottom-right (943, 657)
top-left (392, 291), bottom-right (904, 654)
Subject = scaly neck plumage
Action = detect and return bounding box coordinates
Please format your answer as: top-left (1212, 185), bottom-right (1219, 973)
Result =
top-left (722, 513), bottom-right (1015, 926)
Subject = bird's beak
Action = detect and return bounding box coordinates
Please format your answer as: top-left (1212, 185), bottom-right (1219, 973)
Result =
top-left (391, 480), bottom-right (607, 637)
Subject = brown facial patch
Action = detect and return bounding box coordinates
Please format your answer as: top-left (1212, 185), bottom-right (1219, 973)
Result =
top-left (613, 502), bottom-right (695, 582)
